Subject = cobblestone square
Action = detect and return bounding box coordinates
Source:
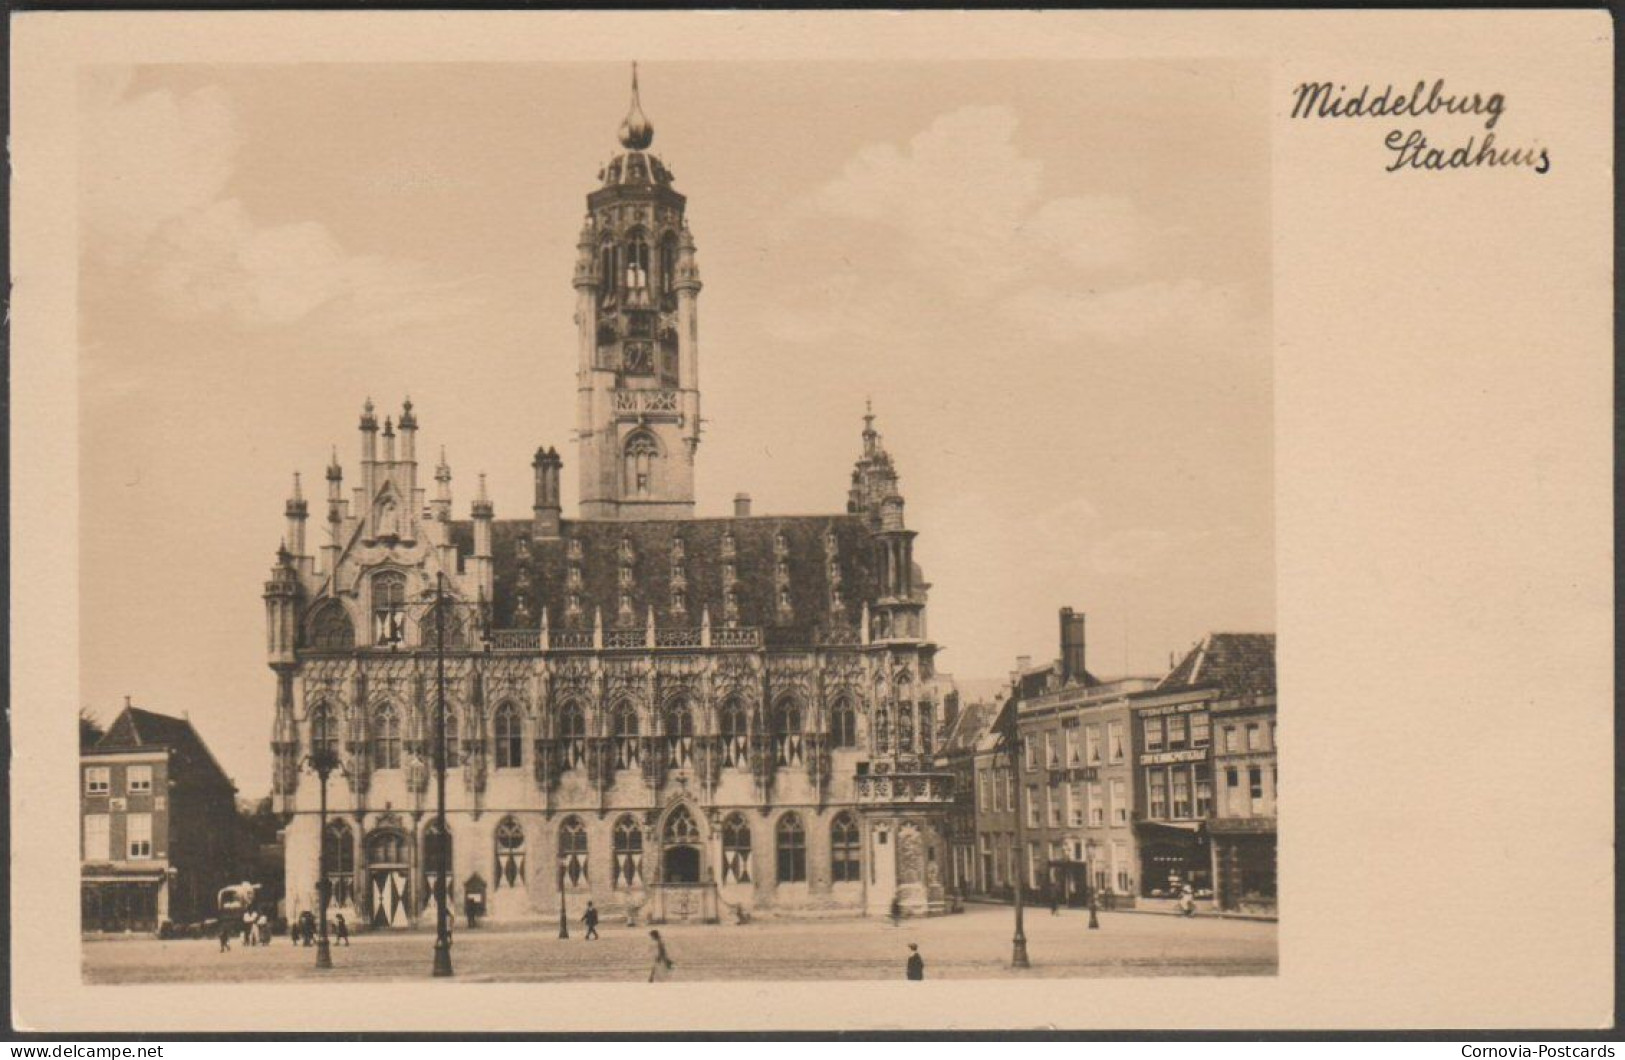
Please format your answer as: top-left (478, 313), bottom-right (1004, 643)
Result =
top-left (83, 906), bottom-right (1276, 984)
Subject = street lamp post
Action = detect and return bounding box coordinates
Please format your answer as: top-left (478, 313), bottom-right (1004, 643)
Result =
top-left (558, 859), bottom-right (570, 939)
top-left (430, 571), bottom-right (454, 978)
top-left (306, 715), bottom-right (343, 970)
top-left (1007, 698), bottom-right (1030, 969)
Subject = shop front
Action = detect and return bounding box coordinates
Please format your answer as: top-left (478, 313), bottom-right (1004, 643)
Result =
top-left (82, 872), bottom-right (168, 934)
top-left (1135, 821), bottom-right (1211, 898)
top-left (1210, 818), bottom-right (1276, 912)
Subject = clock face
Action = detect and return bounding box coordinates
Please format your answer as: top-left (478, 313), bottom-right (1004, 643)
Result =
top-left (624, 342), bottom-right (653, 374)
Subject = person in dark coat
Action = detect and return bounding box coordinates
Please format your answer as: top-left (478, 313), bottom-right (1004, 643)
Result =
top-left (648, 929), bottom-right (674, 981)
top-left (905, 943), bottom-right (924, 980)
top-left (334, 913), bottom-right (350, 946)
top-left (582, 901), bottom-right (600, 940)
top-left (300, 909), bottom-right (316, 946)
top-left (218, 919), bottom-right (232, 953)
top-left (889, 894), bottom-right (903, 927)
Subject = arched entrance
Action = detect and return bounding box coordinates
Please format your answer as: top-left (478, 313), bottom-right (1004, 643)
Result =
top-left (661, 805), bottom-right (701, 884)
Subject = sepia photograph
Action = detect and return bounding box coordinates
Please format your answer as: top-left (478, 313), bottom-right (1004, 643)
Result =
top-left (74, 57), bottom-right (1274, 985)
top-left (12, 9), bottom-right (1611, 1036)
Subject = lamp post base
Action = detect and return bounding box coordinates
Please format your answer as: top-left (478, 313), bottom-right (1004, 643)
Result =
top-left (432, 938), bottom-right (454, 978)
top-left (316, 937), bottom-right (333, 969)
top-left (1088, 908), bottom-right (1101, 930)
top-left (558, 907), bottom-right (570, 940)
top-left (1011, 934), bottom-right (1030, 969)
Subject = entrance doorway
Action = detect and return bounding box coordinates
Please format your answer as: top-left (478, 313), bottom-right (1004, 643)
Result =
top-left (663, 845), bottom-right (700, 883)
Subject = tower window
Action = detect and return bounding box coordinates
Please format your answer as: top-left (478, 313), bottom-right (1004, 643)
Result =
top-left (624, 433), bottom-right (659, 497)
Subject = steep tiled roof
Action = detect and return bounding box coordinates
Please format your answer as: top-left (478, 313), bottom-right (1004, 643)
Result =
top-left (939, 700), bottom-right (997, 755)
top-left (1158, 633), bottom-right (1276, 696)
top-left (453, 514), bottom-right (890, 647)
top-left (94, 706), bottom-right (234, 789)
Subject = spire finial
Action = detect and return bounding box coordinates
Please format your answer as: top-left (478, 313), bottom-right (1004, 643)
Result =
top-left (617, 61), bottom-right (654, 150)
top-left (291, 471), bottom-right (303, 501)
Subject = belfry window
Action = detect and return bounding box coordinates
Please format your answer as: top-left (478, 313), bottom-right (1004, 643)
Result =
top-left (371, 571), bottom-right (407, 646)
top-left (625, 236), bottom-right (651, 293)
top-left (624, 433), bottom-right (659, 497)
top-left (598, 243), bottom-right (619, 307)
top-left (659, 233), bottom-right (678, 298)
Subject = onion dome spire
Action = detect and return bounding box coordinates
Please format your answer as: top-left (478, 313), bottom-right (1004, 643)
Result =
top-left (617, 62), bottom-right (654, 150)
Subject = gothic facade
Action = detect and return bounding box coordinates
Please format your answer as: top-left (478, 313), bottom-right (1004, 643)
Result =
top-left (265, 72), bottom-right (955, 928)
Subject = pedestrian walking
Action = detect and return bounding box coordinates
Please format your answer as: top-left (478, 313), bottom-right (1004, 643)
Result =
top-left (905, 943), bottom-right (924, 981)
top-left (300, 909), bottom-right (316, 946)
top-left (334, 913), bottom-right (350, 946)
top-left (583, 901), bottom-right (600, 940)
top-left (257, 912), bottom-right (271, 946)
top-left (242, 909), bottom-right (257, 947)
top-left (1049, 892), bottom-right (1060, 916)
top-left (647, 929), bottom-right (675, 982)
top-left (218, 919), bottom-right (231, 953)
top-left (889, 894), bottom-right (903, 927)
top-left (1178, 884), bottom-right (1196, 918)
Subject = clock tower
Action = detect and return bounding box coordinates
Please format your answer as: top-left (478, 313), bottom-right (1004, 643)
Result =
top-left (573, 65), bottom-right (702, 520)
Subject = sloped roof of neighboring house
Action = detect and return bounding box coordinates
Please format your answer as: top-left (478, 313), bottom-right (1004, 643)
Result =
top-left (939, 700), bottom-right (998, 756)
top-left (1157, 633), bottom-right (1276, 697)
top-left (93, 706), bottom-right (235, 790)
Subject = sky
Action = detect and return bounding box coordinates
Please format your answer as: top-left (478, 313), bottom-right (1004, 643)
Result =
top-left (78, 60), bottom-right (1273, 795)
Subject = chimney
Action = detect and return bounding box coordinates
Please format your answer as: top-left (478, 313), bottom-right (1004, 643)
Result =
top-left (1016, 654), bottom-right (1032, 673)
top-left (733, 492), bottom-right (752, 518)
top-left (1060, 607), bottom-right (1087, 685)
top-left (533, 446), bottom-right (562, 538)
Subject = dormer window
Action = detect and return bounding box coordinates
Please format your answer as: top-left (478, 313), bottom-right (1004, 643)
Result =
top-left (776, 559), bottom-right (790, 582)
top-left (723, 562), bottom-right (736, 585)
top-left (672, 538), bottom-right (685, 561)
top-left (619, 593), bottom-right (634, 617)
top-left (567, 592), bottom-right (582, 617)
top-left (721, 532), bottom-right (735, 558)
top-left (618, 566), bottom-right (634, 589)
top-left (567, 539), bottom-right (583, 560)
top-left (777, 586), bottom-right (792, 613)
top-left (567, 566), bottom-right (583, 589)
top-left (619, 538), bottom-right (635, 563)
top-left (774, 532), bottom-right (788, 556)
top-left (670, 589), bottom-right (685, 614)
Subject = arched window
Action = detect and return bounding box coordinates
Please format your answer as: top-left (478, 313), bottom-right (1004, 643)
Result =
top-left (494, 703), bottom-right (522, 769)
top-left (624, 433), bottom-right (659, 497)
top-left (720, 699), bottom-right (748, 768)
top-left (612, 816), bottom-right (643, 889)
top-left (559, 817), bottom-right (588, 888)
top-left (612, 703), bottom-right (640, 770)
top-left (659, 232), bottom-right (678, 298)
top-left (371, 571), bottom-right (407, 646)
top-left (422, 820), bottom-right (453, 909)
top-left (494, 817), bottom-right (525, 889)
top-left (309, 703), bottom-right (342, 766)
top-left (439, 711), bottom-right (460, 769)
top-left (559, 701), bottom-right (586, 770)
top-left (898, 703), bottom-right (915, 754)
top-left (309, 601), bottom-right (354, 650)
top-left (773, 700), bottom-right (804, 767)
top-left (831, 813), bottom-right (861, 883)
top-left (598, 242), bottom-right (619, 308)
top-left (830, 698), bottom-right (857, 748)
top-left (371, 703), bottom-right (401, 770)
top-left (874, 707), bottom-right (891, 754)
top-left (366, 830), bottom-right (406, 865)
top-left (664, 700), bottom-right (694, 768)
top-left (422, 601), bottom-right (466, 649)
top-left (625, 234), bottom-right (650, 292)
top-left (721, 813), bottom-right (752, 884)
top-left (323, 820), bottom-right (355, 906)
top-left (775, 813), bottom-right (807, 883)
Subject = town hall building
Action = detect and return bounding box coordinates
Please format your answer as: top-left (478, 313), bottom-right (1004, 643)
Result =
top-left (265, 71), bottom-right (955, 928)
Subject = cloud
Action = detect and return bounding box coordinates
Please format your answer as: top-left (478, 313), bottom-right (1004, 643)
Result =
top-left (80, 73), bottom-right (478, 333)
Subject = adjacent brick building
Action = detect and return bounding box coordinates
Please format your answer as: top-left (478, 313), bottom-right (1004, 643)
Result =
top-left (81, 701), bottom-right (239, 934)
